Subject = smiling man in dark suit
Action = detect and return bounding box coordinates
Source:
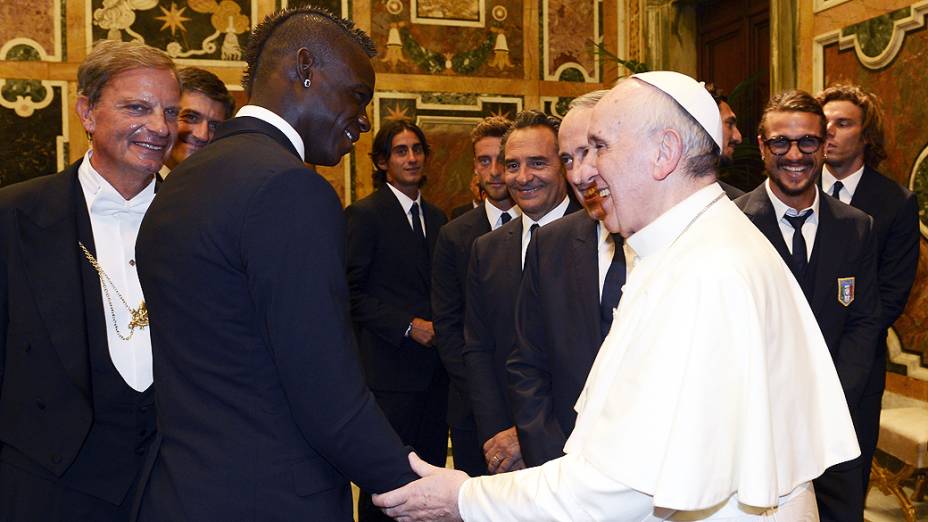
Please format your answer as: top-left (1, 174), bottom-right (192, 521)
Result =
top-left (507, 90), bottom-right (630, 467)
top-left (817, 84), bottom-right (920, 495)
top-left (464, 110), bottom-right (580, 475)
top-left (346, 119), bottom-right (449, 522)
top-left (0, 40), bottom-right (179, 521)
top-left (735, 90), bottom-right (880, 522)
top-left (134, 8), bottom-right (416, 521)
top-left (432, 116), bottom-right (518, 477)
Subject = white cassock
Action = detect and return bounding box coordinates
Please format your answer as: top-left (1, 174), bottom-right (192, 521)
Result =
top-left (458, 183), bottom-right (860, 521)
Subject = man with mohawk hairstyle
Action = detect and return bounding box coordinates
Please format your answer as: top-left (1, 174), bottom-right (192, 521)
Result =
top-left (133, 7), bottom-right (415, 521)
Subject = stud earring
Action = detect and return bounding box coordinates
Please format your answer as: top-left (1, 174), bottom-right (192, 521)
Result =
top-left (303, 78), bottom-right (311, 88)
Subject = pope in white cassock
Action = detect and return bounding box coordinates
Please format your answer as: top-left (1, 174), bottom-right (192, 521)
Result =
top-left (374, 71), bottom-right (861, 521)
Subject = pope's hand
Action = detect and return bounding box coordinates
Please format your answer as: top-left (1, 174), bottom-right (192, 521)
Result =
top-left (373, 452), bottom-right (469, 521)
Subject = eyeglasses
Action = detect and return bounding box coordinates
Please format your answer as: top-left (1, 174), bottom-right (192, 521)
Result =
top-left (762, 135), bottom-right (824, 155)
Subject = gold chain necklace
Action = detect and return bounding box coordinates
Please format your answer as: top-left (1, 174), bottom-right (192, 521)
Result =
top-left (78, 241), bottom-right (149, 340)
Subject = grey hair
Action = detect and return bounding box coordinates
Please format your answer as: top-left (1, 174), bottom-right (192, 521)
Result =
top-left (568, 89), bottom-right (609, 111)
top-left (632, 79), bottom-right (719, 177)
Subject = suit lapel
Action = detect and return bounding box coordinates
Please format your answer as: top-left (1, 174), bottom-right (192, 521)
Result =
top-left (744, 187), bottom-right (793, 265)
top-left (848, 166), bottom-right (877, 212)
top-left (376, 188), bottom-right (430, 286)
top-left (17, 164), bottom-right (91, 395)
top-left (570, 218), bottom-right (602, 354)
top-left (506, 219), bottom-right (523, 283)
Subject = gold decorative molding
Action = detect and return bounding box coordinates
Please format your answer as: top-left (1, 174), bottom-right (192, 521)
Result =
top-left (813, 0), bottom-right (852, 14)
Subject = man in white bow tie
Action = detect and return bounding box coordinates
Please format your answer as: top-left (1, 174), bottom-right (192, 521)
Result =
top-left (374, 71), bottom-right (861, 521)
top-left (0, 40), bottom-right (179, 521)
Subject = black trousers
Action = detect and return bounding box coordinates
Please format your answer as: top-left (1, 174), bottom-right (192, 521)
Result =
top-left (357, 372), bottom-right (449, 522)
top-left (0, 461), bottom-right (133, 522)
top-left (450, 421), bottom-right (488, 477)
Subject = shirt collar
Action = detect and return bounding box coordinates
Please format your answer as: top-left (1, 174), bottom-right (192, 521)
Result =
top-left (384, 181), bottom-right (421, 213)
top-left (235, 105), bottom-right (305, 161)
top-left (78, 150), bottom-right (156, 216)
top-left (484, 201), bottom-right (521, 228)
top-left (764, 178), bottom-right (820, 220)
top-left (822, 164), bottom-right (865, 198)
top-left (627, 183), bottom-right (724, 259)
top-left (597, 219), bottom-right (614, 246)
top-left (521, 195), bottom-right (570, 231)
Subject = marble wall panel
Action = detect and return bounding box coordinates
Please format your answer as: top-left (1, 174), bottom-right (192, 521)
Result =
top-left (87, 0), bottom-right (255, 63)
top-left (0, 0), bottom-right (64, 61)
top-left (368, 91), bottom-right (521, 215)
top-left (0, 80), bottom-right (68, 186)
top-left (370, 0), bottom-right (523, 78)
top-left (543, 0), bottom-right (600, 82)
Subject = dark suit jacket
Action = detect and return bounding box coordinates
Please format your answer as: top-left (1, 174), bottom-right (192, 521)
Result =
top-left (846, 167), bottom-right (919, 335)
top-left (451, 202), bottom-right (477, 220)
top-left (431, 202), bottom-right (491, 426)
top-left (719, 180), bottom-right (745, 199)
top-left (507, 211), bottom-right (619, 466)
top-left (463, 200), bottom-right (580, 444)
top-left (0, 162), bottom-right (99, 480)
top-left (135, 117), bottom-right (414, 521)
top-left (345, 186), bottom-right (447, 392)
top-left (736, 185), bottom-right (880, 411)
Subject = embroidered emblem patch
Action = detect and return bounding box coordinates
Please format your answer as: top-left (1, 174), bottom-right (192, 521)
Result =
top-left (837, 277), bottom-right (855, 307)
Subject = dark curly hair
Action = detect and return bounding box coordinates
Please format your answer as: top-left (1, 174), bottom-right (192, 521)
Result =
top-left (371, 120), bottom-right (430, 189)
top-left (816, 83), bottom-right (887, 168)
top-left (241, 6), bottom-right (376, 96)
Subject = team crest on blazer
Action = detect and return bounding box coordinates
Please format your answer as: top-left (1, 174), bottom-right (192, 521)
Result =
top-left (837, 277), bottom-right (855, 307)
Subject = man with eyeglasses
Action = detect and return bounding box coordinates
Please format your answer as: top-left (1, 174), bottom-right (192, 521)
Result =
top-left (735, 89), bottom-right (880, 522)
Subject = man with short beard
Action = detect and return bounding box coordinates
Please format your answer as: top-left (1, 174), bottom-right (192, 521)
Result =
top-left (506, 90), bottom-right (631, 467)
top-left (432, 116), bottom-right (519, 477)
top-left (735, 89), bottom-right (880, 522)
top-left (705, 83), bottom-right (744, 198)
top-left (463, 110), bottom-right (580, 475)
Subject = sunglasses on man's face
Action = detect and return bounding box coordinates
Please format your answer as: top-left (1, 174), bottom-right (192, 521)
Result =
top-left (762, 135), bottom-right (824, 156)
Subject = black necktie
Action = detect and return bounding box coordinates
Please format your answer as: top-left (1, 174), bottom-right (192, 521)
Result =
top-left (783, 210), bottom-right (813, 277)
top-left (831, 181), bottom-right (844, 200)
top-left (529, 223), bottom-right (539, 238)
top-left (600, 234), bottom-right (626, 340)
top-left (499, 212), bottom-right (511, 226)
top-left (410, 202), bottom-right (425, 242)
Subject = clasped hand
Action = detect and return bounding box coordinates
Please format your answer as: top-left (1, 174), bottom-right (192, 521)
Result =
top-left (373, 453), bottom-right (468, 521)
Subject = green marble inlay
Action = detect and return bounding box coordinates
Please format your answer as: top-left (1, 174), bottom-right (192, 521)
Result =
top-left (1, 80), bottom-right (47, 104)
top-left (400, 28), bottom-right (494, 75)
top-left (421, 93), bottom-right (478, 105)
top-left (842, 6), bottom-right (911, 58)
top-left (558, 67), bottom-right (584, 82)
top-left (553, 96), bottom-right (572, 116)
top-left (913, 147), bottom-right (928, 238)
top-left (5, 45), bottom-right (42, 62)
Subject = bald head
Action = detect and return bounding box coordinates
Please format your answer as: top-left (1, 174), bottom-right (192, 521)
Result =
top-left (588, 77), bottom-right (720, 237)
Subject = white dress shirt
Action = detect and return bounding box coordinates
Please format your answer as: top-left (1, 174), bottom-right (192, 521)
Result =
top-left (385, 182), bottom-right (426, 234)
top-left (78, 151), bottom-right (155, 392)
top-left (822, 164), bottom-right (865, 204)
top-left (521, 196), bottom-right (570, 268)
top-left (458, 183), bottom-right (859, 520)
top-left (484, 201), bottom-right (521, 231)
top-left (764, 179), bottom-right (819, 261)
top-left (236, 105), bottom-right (305, 161)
